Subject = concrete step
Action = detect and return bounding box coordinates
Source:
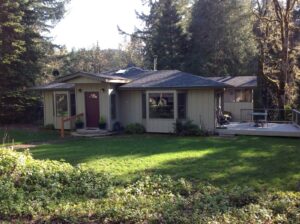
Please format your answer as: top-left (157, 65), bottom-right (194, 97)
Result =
top-left (71, 128), bottom-right (113, 137)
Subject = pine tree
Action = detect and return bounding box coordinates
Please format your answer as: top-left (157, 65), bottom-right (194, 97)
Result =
top-left (136, 0), bottom-right (187, 70)
top-left (186, 0), bottom-right (257, 76)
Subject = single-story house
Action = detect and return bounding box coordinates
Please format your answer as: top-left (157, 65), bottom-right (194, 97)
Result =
top-left (33, 67), bottom-right (257, 133)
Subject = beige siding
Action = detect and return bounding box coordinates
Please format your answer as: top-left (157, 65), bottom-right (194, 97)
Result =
top-left (75, 83), bottom-right (110, 129)
top-left (224, 102), bottom-right (253, 122)
top-left (43, 91), bottom-right (54, 126)
top-left (187, 89), bottom-right (215, 132)
top-left (119, 90), bottom-right (143, 126)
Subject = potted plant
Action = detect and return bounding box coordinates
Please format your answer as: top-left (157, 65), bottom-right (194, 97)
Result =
top-left (99, 116), bottom-right (106, 129)
top-left (75, 118), bottom-right (84, 129)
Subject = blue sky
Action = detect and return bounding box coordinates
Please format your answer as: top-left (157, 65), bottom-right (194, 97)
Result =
top-left (50, 0), bottom-right (147, 50)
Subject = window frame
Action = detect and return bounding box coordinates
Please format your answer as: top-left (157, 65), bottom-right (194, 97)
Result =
top-left (235, 88), bottom-right (252, 103)
top-left (54, 92), bottom-right (69, 117)
top-left (148, 91), bottom-right (175, 119)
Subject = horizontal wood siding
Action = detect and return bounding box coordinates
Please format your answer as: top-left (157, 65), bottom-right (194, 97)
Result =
top-left (187, 89), bottom-right (215, 132)
top-left (224, 102), bottom-right (253, 121)
top-left (43, 91), bottom-right (54, 127)
top-left (119, 90), bottom-right (143, 126)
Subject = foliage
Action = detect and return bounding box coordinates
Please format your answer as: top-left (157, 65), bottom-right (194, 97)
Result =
top-left (0, 148), bottom-right (299, 223)
top-left (124, 123), bottom-right (145, 134)
top-left (133, 0), bottom-right (187, 70)
top-left (0, 0), bottom-right (69, 124)
top-left (99, 116), bottom-right (106, 125)
top-left (186, 0), bottom-right (257, 76)
top-left (44, 124), bottom-right (55, 130)
top-left (174, 119), bottom-right (203, 136)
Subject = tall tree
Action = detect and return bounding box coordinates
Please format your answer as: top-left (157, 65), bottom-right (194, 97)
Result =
top-left (135, 0), bottom-right (187, 70)
top-left (253, 0), bottom-right (299, 110)
top-left (187, 0), bottom-right (257, 76)
top-left (0, 0), bottom-right (69, 124)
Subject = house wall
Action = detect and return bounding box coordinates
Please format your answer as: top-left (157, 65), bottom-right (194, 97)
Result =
top-left (75, 83), bottom-right (110, 129)
top-left (118, 89), bottom-right (216, 133)
top-left (223, 89), bottom-right (254, 122)
top-left (187, 89), bottom-right (215, 132)
top-left (43, 91), bottom-right (54, 126)
top-left (119, 90), bottom-right (143, 126)
top-left (224, 102), bottom-right (253, 121)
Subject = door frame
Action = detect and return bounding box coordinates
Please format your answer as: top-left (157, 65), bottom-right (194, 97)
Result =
top-left (84, 91), bottom-right (100, 128)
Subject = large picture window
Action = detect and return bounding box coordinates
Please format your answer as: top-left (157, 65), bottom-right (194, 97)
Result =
top-left (235, 89), bottom-right (252, 102)
top-left (149, 92), bottom-right (174, 119)
top-left (56, 94), bottom-right (68, 116)
top-left (177, 92), bottom-right (187, 119)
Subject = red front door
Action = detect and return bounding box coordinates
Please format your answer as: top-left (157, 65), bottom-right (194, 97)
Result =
top-left (85, 92), bottom-right (100, 128)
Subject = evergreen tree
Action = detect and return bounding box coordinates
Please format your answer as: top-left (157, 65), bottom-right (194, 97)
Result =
top-left (187, 0), bottom-right (257, 76)
top-left (136, 0), bottom-right (187, 70)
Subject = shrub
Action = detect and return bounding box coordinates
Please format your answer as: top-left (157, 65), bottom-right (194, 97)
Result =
top-left (174, 119), bottom-right (204, 136)
top-left (44, 124), bottom-right (55, 130)
top-left (125, 123), bottom-right (145, 134)
top-left (0, 148), bottom-right (299, 223)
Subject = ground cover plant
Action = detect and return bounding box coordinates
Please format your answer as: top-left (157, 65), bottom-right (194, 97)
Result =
top-left (0, 148), bottom-right (299, 223)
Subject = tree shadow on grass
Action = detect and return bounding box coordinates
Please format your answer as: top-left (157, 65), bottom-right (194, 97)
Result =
top-left (30, 135), bottom-right (300, 190)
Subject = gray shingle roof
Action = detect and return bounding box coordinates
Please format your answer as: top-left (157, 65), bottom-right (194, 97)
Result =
top-left (120, 70), bottom-right (229, 89)
top-left (31, 83), bottom-right (75, 90)
top-left (207, 76), bottom-right (257, 88)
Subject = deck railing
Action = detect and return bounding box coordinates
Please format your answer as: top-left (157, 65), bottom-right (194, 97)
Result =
top-left (60, 113), bottom-right (84, 138)
top-left (240, 109), bottom-right (293, 123)
top-left (292, 109), bottom-right (300, 128)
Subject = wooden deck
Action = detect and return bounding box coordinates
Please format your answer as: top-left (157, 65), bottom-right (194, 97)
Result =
top-left (216, 122), bottom-right (300, 138)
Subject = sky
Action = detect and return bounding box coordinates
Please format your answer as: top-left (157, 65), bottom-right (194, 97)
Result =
top-left (50, 0), bottom-right (147, 50)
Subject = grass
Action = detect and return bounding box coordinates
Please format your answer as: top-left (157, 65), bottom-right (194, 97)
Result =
top-left (29, 135), bottom-right (300, 191)
top-left (0, 128), bottom-right (60, 145)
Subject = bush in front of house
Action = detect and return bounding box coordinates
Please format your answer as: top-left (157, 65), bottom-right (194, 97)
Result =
top-left (0, 148), bottom-right (300, 223)
top-left (174, 119), bottom-right (204, 136)
top-left (125, 123), bottom-right (145, 134)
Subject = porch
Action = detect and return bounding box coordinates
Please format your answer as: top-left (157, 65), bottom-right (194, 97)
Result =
top-left (216, 109), bottom-right (300, 138)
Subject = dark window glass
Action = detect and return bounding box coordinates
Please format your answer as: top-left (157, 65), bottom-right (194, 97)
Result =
top-left (111, 94), bottom-right (116, 119)
top-left (56, 94), bottom-right (68, 116)
top-left (178, 93), bottom-right (186, 119)
top-left (142, 93), bottom-right (146, 119)
top-left (70, 93), bottom-right (76, 116)
top-left (149, 93), bottom-right (174, 119)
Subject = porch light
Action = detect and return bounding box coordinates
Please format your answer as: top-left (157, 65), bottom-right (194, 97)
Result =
top-left (78, 88), bottom-right (82, 93)
top-left (101, 88), bottom-right (105, 93)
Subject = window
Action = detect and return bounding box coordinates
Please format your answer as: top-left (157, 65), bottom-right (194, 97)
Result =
top-left (56, 94), bottom-right (68, 116)
top-left (142, 93), bottom-right (146, 119)
top-left (177, 92), bottom-right (187, 119)
top-left (70, 93), bottom-right (76, 116)
top-left (149, 92), bottom-right (174, 119)
top-left (111, 94), bottom-right (116, 120)
top-left (235, 89), bottom-right (252, 102)
top-left (224, 89), bottom-right (235, 103)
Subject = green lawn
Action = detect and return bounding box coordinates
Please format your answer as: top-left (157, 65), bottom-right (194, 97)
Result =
top-left (30, 135), bottom-right (300, 191)
top-left (0, 128), bottom-right (60, 145)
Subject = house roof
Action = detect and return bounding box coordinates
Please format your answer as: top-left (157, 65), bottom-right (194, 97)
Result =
top-left (53, 71), bottom-right (130, 84)
top-left (119, 70), bottom-right (229, 89)
top-left (31, 82), bottom-right (75, 91)
top-left (207, 76), bottom-right (257, 88)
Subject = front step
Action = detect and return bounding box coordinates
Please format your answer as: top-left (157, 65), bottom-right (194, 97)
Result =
top-left (71, 128), bottom-right (113, 137)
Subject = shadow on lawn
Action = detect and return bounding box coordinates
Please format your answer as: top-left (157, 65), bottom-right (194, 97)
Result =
top-left (30, 135), bottom-right (300, 190)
